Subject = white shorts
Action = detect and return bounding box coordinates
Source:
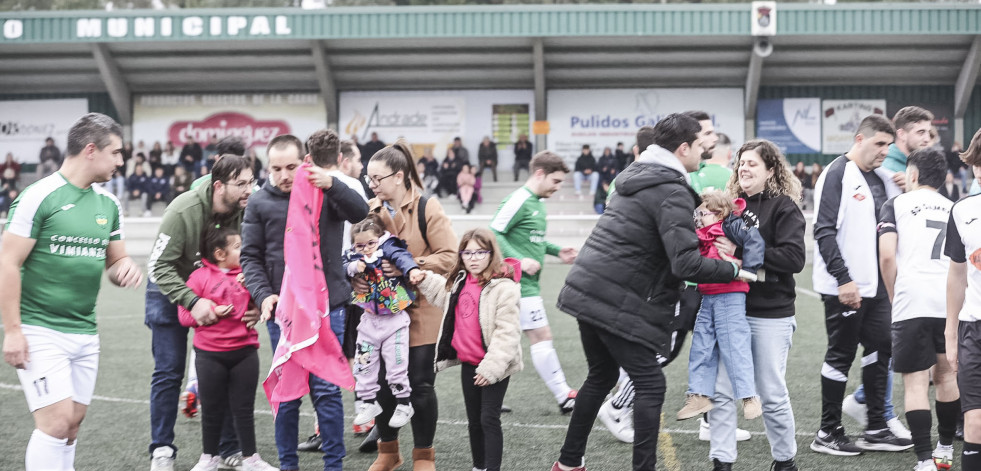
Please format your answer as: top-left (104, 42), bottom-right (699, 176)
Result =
top-left (519, 296), bottom-right (549, 331)
top-left (16, 324), bottom-right (100, 412)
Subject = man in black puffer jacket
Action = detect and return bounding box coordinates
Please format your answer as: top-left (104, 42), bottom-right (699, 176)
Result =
top-left (551, 114), bottom-right (738, 471)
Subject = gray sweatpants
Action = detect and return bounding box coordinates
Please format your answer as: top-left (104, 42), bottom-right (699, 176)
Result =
top-left (353, 311), bottom-right (412, 400)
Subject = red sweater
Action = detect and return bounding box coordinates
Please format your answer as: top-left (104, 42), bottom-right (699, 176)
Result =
top-left (178, 260), bottom-right (259, 352)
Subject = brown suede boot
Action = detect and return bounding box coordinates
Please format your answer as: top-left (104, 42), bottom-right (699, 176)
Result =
top-left (411, 447), bottom-right (435, 471)
top-left (368, 440), bottom-right (403, 471)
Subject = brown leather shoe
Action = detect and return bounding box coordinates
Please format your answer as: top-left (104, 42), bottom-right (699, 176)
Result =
top-left (367, 440), bottom-right (403, 471)
top-left (411, 447), bottom-right (435, 471)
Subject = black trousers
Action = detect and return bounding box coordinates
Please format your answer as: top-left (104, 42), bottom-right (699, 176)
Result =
top-left (820, 295), bottom-right (892, 431)
top-left (376, 344), bottom-right (438, 448)
top-left (461, 363), bottom-right (509, 471)
top-left (195, 347), bottom-right (260, 456)
top-left (560, 320), bottom-right (666, 471)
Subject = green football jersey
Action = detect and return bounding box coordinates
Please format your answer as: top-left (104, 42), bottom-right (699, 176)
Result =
top-left (6, 173), bottom-right (122, 335)
top-left (490, 186), bottom-right (561, 297)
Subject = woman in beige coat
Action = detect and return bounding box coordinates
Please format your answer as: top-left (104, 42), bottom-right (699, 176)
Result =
top-left (359, 140), bottom-right (458, 471)
top-left (418, 228), bottom-right (523, 471)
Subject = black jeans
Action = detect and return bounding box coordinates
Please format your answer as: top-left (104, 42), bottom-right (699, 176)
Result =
top-left (461, 363), bottom-right (509, 471)
top-left (195, 347), bottom-right (260, 456)
top-left (376, 344), bottom-right (438, 448)
top-left (560, 320), bottom-right (666, 471)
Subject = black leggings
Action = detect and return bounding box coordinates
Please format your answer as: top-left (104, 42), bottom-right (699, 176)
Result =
top-left (461, 363), bottom-right (509, 471)
top-left (376, 344), bottom-right (438, 447)
top-left (195, 347), bottom-right (260, 456)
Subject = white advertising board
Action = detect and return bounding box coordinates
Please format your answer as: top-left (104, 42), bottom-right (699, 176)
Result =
top-left (547, 88), bottom-right (745, 166)
top-left (821, 99), bottom-right (887, 155)
top-left (0, 99), bottom-right (88, 164)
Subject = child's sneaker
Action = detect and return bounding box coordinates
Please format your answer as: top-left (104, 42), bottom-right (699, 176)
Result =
top-left (352, 419), bottom-right (375, 435)
top-left (241, 453), bottom-right (278, 471)
top-left (354, 401), bottom-right (384, 426)
top-left (742, 397), bottom-right (762, 420)
top-left (389, 402), bottom-right (415, 428)
top-left (189, 454), bottom-right (221, 471)
top-left (933, 443), bottom-right (954, 470)
top-left (559, 390), bottom-right (578, 414)
top-left (676, 394), bottom-right (713, 420)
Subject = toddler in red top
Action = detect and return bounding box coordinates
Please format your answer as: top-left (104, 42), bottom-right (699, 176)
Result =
top-left (677, 190), bottom-right (766, 423)
top-left (177, 226), bottom-right (277, 471)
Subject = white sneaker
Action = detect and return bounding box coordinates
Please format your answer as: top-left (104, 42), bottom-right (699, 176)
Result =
top-left (218, 452), bottom-right (243, 471)
top-left (597, 399), bottom-right (634, 443)
top-left (389, 402), bottom-right (415, 428)
top-left (354, 401), bottom-right (384, 426)
top-left (150, 446), bottom-right (176, 471)
top-left (887, 417), bottom-right (912, 440)
top-left (934, 443), bottom-right (954, 470)
top-left (241, 454), bottom-right (278, 471)
top-left (698, 417), bottom-right (752, 442)
top-left (914, 459), bottom-right (939, 471)
top-left (190, 454), bottom-right (221, 471)
top-left (842, 394), bottom-right (868, 428)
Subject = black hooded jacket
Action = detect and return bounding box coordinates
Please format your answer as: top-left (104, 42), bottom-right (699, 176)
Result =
top-left (557, 160), bottom-right (735, 357)
top-left (739, 191), bottom-right (807, 318)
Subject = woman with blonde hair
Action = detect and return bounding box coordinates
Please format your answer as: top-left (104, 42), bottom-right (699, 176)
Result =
top-left (708, 139), bottom-right (806, 471)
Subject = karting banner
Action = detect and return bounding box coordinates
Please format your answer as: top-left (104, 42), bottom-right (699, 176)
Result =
top-left (133, 94), bottom-right (326, 158)
top-left (339, 89), bottom-right (535, 170)
top-left (821, 99), bottom-right (887, 155)
top-left (547, 88), bottom-right (745, 168)
top-left (0, 99), bottom-right (88, 164)
top-left (756, 98), bottom-right (822, 154)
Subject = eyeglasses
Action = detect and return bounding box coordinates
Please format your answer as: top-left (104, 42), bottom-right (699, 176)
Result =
top-left (354, 240), bottom-right (379, 251)
top-left (695, 210), bottom-right (716, 218)
top-left (227, 179), bottom-right (255, 190)
top-left (460, 250), bottom-right (491, 260)
top-left (363, 171), bottom-right (398, 186)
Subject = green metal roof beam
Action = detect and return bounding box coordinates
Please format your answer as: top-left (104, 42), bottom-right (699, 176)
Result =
top-left (1, 4), bottom-right (979, 44)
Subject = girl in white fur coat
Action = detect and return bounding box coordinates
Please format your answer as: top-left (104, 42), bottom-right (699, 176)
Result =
top-left (418, 228), bottom-right (522, 471)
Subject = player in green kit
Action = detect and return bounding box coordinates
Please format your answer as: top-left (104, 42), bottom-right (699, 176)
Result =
top-left (491, 150), bottom-right (579, 412)
top-left (1, 113), bottom-right (143, 471)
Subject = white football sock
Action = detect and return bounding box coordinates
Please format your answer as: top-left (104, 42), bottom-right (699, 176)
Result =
top-left (26, 429), bottom-right (67, 471)
top-left (530, 340), bottom-right (571, 402)
top-left (63, 439), bottom-right (76, 471)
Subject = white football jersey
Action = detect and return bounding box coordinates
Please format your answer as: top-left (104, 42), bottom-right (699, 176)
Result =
top-left (877, 189), bottom-right (952, 322)
top-left (946, 194), bottom-right (981, 322)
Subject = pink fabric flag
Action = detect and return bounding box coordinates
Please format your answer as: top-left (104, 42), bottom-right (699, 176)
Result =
top-left (263, 164), bottom-right (356, 415)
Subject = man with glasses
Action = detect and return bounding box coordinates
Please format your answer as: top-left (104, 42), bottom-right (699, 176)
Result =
top-left (145, 155), bottom-right (257, 471)
top-left (490, 151), bottom-right (579, 413)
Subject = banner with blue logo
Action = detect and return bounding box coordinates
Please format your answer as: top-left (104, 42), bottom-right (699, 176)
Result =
top-left (756, 98), bottom-right (821, 154)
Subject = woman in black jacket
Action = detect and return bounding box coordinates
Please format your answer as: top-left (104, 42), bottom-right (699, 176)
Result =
top-left (708, 139), bottom-right (806, 471)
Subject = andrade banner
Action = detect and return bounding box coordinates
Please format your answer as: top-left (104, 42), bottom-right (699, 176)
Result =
top-left (756, 98), bottom-right (821, 154)
top-left (0, 98), bottom-right (88, 164)
top-left (547, 88), bottom-right (745, 166)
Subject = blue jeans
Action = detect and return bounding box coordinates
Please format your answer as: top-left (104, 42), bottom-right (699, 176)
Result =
top-left (145, 282), bottom-right (239, 458)
top-left (853, 360), bottom-right (897, 421)
top-left (266, 320), bottom-right (281, 357)
top-left (687, 292), bottom-right (756, 400)
top-left (275, 306), bottom-right (346, 471)
top-left (710, 316), bottom-right (797, 463)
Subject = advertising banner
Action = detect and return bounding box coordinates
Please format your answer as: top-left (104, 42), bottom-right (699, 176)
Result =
top-left (132, 94), bottom-right (327, 158)
top-left (822, 99), bottom-right (887, 155)
top-left (0, 99), bottom-right (88, 164)
top-left (339, 90), bottom-right (534, 170)
top-left (547, 88), bottom-right (745, 166)
top-left (756, 98), bottom-right (821, 154)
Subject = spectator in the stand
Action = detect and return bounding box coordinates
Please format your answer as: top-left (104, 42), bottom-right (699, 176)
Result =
top-left (135, 139), bottom-right (148, 158)
top-left (615, 142), bottom-right (631, 172)
top-left (940, 171), bottom-right (961, 202)
top-left (189, 136), bottom-right (248, 191)
top-left (514, 134), bottom-right (533, 182)
top-left (1, 152), bottom-right (22, 182)
top-left (127, 164), bottom-right (150, 216)
top-left (144, 167), bottom-right (172, 217)
top-left (573, 144), bottom-right (599, 196)
top-left (417, 161), bottom-right (439, 198)
top-left (0, 153), bottom-right (20, 217)
top-left (439, 147), bottom-right (466, 198)
top-left (161, 140), bottom-right (179, 176)
top-left (245, 148), bottom-right (265, 187)
top-left (795, 161), bottom-right (812, 209)
top-left (127, 153), bottom-right (152, 178)
top-left (37, 137), bottom-right (62, 179)
top-left (478, 136), bottom-right (499, 182)
top-left (203, 135), bottom-right (219, 175)
top-left (948, 141), bottom-right (968, 191)
top-left (180, 136), bottom-right (203, 175)
top-left (361, 132), bottom-right (386, 174)
top-left (149, 141), bottom-right (163, 172)
top-left (594, 147), bottom-right (618, 214)
top-left (458, 163), bottom-right (477, 214)
top-left (452, 137), bottom-right (471, 165)
top-left (172, 165), bottom-right (193, 198)
top-left (420, 148), bottom-right (439, 177)
top-left (808, 163), bottom-right (823, 209)
top-left (122, 141), bottom-right (134, 167)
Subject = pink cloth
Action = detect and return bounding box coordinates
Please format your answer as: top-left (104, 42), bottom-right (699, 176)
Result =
top-left (452, 274), bottom-right (486, 365)
top-left (696, 220), bottom-right (749, 296)
top-left (263, 164), bottom-right (356, 415)
top-left (177, 260), bottom-right (259, 352)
